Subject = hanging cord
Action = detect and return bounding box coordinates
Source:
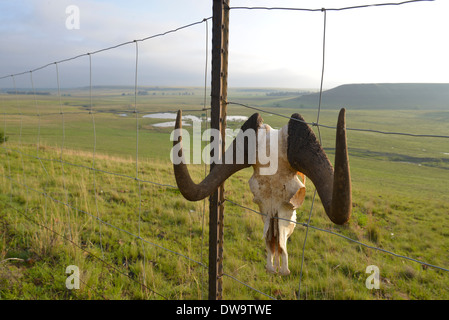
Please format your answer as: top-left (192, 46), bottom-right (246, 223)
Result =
top-left (133, 40), bottom-right (149, 296)
top-left (200, 18), bottom-right (209, 300)
top-left (55, 63), bottom-right (72, 241)
top-left (30, 70), bottom-right (51, 253)
top-left (298, 8), bottom-right (327, 300)
top-left (11, 76), bottom-right (26, 206)
top-left (88, 53), bottom-right (104, 260)
top-left (3, 79), bottom-right (13, 204)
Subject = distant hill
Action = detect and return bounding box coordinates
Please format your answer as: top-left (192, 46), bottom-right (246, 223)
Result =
top-left (286, 83), bottom-right (449, 110)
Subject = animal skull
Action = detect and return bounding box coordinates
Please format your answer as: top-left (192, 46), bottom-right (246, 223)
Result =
top-left (172, 109), bottom-right (352, 275)
top-left (249, 123), bottom-right (306, 275)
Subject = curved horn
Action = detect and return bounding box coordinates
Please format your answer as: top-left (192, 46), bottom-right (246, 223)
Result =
top-left (287, 108), bottom-right (352, 225)
top-left (173, 110), bottom-right (263, 201)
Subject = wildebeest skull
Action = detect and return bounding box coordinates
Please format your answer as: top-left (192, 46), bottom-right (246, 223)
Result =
top-left (172, 109), bottom-right (351, 275)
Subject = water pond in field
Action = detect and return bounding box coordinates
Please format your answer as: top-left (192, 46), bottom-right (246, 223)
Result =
top-left (141, 112), bottom-right (248, 127)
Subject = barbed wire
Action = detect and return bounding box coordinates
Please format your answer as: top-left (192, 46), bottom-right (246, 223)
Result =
top-left (0, 145), bottom-right (179, 189)
top-left (229, 0), bottom-right (434, 12)
top-left (223, 199), bottom-right (449, 273)
top-left (222, 272), bottom-right (277, 300)
top-left (296, 6), bottom-right (325, 299)
top-left (0, 171), bottom-right (206, 270)
top-left (1, 0), bottom-right (447, 300)
top-left (0, 198), bottom-right (168, 299)
top-left (5, 100), bottom-right (446, 139)
top-left (0, 18), bottom-right (212, 81)
top-left (0, 108), bottom-right (211, 118)
top-left (227, 0), bottom-right (446, 299)
top-left (227, 101), bottom-right (449, 139)
top-left (0, 16), bottom-right (214, 300)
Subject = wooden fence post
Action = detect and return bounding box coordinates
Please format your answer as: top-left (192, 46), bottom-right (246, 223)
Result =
top-left (209, 0), bottom-right (229, 300)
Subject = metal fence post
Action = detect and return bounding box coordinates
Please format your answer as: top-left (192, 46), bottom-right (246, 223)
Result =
top-left (209, 0), bottom-right (229, 300)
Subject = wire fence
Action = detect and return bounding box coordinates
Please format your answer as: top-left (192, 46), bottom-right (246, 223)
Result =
top-left (1, 0), bottom-right (448, 300)
top-left (1, 16), bottom-right (212, 300)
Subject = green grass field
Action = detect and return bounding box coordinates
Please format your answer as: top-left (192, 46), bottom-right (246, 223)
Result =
top-left (1, 87), bottom-right (448, 300)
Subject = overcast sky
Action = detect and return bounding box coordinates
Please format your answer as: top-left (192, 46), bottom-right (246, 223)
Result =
top-left (1, 0), bottom-right (448, 89)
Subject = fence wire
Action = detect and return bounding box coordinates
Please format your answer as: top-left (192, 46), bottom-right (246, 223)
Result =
top-left (1, 0), bottom-right (447, 300)
top-left (0, 17), bottom-right (212, 300)
top-left (224, 198), bottom-right (449, 274)
top-left (227, 101), bottom-right (449, 139)
top-left (229, 0), bottom-right (434, 12)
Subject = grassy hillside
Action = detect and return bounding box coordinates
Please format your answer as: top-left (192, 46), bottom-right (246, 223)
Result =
top-left (282, 83), bottom-right (449, 110)
top-left (1, 87), bottom-right (449, 300)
